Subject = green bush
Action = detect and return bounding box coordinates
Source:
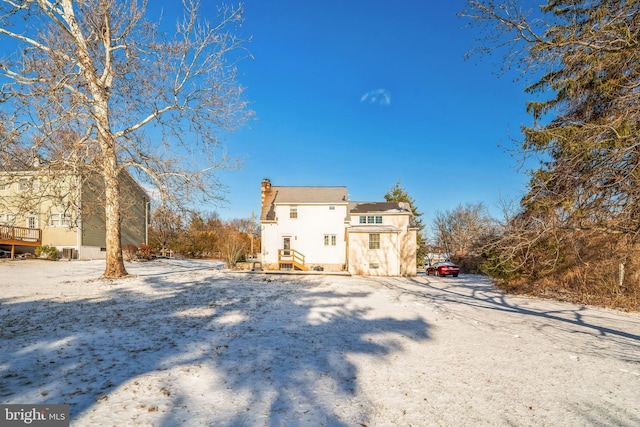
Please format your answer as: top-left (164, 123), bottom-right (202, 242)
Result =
top-left (480, 253), bottom-right (519, 282)
top-left (35, 245), bottom-right (59, 260)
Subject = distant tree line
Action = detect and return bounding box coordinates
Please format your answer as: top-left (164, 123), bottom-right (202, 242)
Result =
top-left (148, 207), bottom-right (259, 269)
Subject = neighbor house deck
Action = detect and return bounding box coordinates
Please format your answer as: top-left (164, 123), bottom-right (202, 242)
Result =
top-left (0, 225), bottom-right (42, 258)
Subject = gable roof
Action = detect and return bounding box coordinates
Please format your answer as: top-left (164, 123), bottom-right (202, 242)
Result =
top-left (260, 185), bottom-right (348, 221)
top-left (272, 186), bottom-right (348, 204)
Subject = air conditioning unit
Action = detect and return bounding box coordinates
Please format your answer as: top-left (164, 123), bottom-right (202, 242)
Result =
top-left (62, 248), bottom-right (76, 260)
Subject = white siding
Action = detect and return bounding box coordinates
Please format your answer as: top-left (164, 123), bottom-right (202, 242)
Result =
top-left (261, 203), bottom-right (347, 268)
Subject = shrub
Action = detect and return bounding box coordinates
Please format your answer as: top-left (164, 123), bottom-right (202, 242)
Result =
top-left (35, 245), bottom-right (59, 260)
top-left (452, 255), bottom-right (484, 274)
top-left (138, 243), bottom-right (152, 260)
top-left (123, 244), bottom-right (138, 261)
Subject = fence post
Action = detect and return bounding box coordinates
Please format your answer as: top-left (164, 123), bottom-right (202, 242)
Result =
top-left (619, 262), bottom-right (625, 288)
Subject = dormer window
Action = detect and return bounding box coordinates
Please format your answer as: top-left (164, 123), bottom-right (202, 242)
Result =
top-left (360, 215), bottom-right (382, 224)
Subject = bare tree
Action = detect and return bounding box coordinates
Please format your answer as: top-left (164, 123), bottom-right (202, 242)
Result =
top-left (0, 0), bottom-right (250, 277)
top-left (149, 205), bottom-right (184, 257)
top-left (432, 203), bottom-right (494, 257)
top-left (218, 223), bottom-right (249, 268)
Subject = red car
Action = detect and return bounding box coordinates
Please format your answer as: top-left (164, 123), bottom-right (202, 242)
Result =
top-left (426, 262), bottom-right (460, 277)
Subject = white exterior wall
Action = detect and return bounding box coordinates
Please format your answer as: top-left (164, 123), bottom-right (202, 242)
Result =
top-left (261, 222), bottom-right (279, 265)
top-left (347, 230), bottom-right (401, 276)
top-left (261, 203), bottom-right (348, 269)
top-left (79, 245), bottom-right (107, 260)
top-left (348, 212), bottom-right (417, 276)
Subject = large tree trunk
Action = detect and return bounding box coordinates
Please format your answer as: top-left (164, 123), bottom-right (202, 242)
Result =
top-left (103, 152), bottom-right (126, 277)
top-left (103, 150), bottom-right (127, 277)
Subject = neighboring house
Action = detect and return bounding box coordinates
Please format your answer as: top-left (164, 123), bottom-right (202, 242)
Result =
top-left (260, 179), bottom-right (418, 276)
top-left (0, 168), bottom-right (150, 259)
top-left (424, 252), bottom-right (451, 266)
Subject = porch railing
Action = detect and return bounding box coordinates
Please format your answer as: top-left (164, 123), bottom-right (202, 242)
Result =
top-left (277, 249), bottom-right (307, 271)
top-left (0, 225), bottom-right (42, 244)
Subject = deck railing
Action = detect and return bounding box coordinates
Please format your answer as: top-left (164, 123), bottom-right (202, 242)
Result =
top-left (278, 249), bottom-right (307, 270)
top-left (0, 225), bottom-right (42, 244)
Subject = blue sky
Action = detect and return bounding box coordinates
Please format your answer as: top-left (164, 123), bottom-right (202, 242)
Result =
top-left (0, 1), bottom-right (538, 235)
top-left (0, 1), bottom-right (537, 235)
top-left (200, 0), bottom-right (536, 232)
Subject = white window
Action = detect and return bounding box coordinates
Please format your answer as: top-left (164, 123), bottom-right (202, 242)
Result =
top-left (0, 213), bottom-right (17, 225)
top-left (290, 206), bottom-right (298, 219)
top-left (324, 234), bottom-right (337, 246)
top-left (26, 215), bottom-right (38, 229)
top-left (49, 213), bottom-right (72, 227)
top-left (369, 233), bottom-right (380, 250)
top-left (329, 205), bottom-right (335, 210)
top-left (17, 178), bottom-right (39, 192)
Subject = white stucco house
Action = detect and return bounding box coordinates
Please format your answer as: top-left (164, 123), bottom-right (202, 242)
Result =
top-left (260, 179), bottom-right (418, 276)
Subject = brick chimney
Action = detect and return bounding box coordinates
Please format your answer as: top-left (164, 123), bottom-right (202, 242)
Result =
top-left (261, 178), bottom-right (272, 211)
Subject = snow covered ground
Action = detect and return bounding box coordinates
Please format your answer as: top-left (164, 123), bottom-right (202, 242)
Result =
top-left (1, 258), bottom-right (639, 426)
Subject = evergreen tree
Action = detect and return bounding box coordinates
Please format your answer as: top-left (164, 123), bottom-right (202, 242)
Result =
top-left (463, 0), bottom-right (640, 305)
top-left (384, 180), bottom-right (427, 262)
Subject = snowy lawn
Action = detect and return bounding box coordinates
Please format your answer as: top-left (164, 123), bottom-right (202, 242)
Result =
top-left (1, 258), bottom-right (639, 426)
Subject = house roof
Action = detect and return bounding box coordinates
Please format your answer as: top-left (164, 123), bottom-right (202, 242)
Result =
top-left (349, 202), bottom-right (410, 214)
top-left (259, 181), bottom-right (419, 229)
top-left (260, 185), bottom-right (348, 221)
top-left (272, 186), bottom-right (348, 203)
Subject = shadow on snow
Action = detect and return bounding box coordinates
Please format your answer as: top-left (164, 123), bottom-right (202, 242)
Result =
top-left (0, 270), bottom-right (430, 426)
top-left (411, 274), bottom-right (640, 354)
